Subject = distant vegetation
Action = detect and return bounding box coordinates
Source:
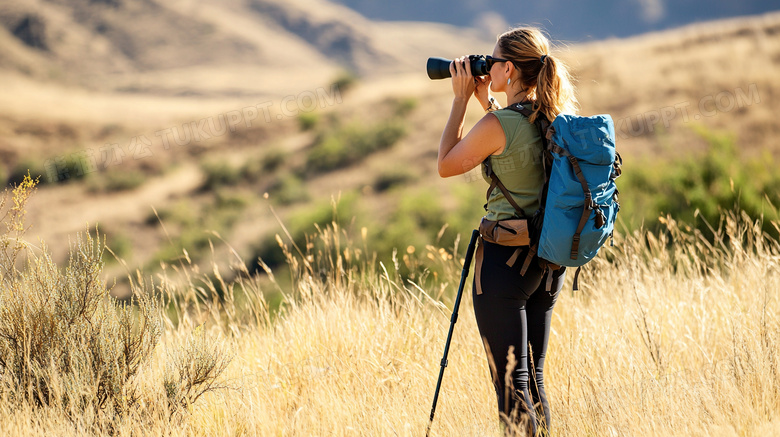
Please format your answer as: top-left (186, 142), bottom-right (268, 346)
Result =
top-left (148, 193), bottom-right (248, 267)
top-left (620, 126), bottom-right (780, 236)
top-left (87, 169), bottom-right (146, 192)
top-left (305, 120), bottom-right (407, 173)
top-left (330, 71), bottom-right (358, 94)
top-left (372, 167), bottom-right (416, 192)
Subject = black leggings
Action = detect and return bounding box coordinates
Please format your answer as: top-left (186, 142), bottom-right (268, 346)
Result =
top-left (472, 240), bottom-right (566, 435)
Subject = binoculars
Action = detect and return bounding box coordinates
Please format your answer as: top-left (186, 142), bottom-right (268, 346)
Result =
top-left (426, 55), bottom-right (491, 80)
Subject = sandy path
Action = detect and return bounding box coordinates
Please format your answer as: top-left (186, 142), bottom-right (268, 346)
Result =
top-left (24, 163), bottom-right (203, 262)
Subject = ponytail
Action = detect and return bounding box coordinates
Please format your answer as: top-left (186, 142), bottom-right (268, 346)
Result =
top-left (497, 28), bottom-right (578, 123)
top-left (533, 54), bottom-right (577, 123)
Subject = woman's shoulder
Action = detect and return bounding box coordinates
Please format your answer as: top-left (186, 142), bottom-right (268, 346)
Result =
top-left (492, 108), bottom-right (537, 138)
top-left (493, 107), bottom-right (527, 118)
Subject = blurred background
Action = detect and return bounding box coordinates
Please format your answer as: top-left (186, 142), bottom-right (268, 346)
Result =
top-left (1, 0), bottom-right (779, 296)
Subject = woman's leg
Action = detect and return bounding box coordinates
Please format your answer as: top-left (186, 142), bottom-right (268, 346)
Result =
top-left (525, 267), bottom-right (566, 435)
top-left (472, 241), bottom-right (544, 435)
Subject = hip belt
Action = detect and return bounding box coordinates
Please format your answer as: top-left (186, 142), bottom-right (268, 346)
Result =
top-left (474, 217), bottom-right (532, 295)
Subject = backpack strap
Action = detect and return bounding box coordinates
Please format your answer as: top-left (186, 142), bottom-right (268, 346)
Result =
top-left (483, 157), bottom-right (528, 218)
top-left (566, 154), bottom-right (594, 260)
top-left (572, 266), bottom-right (582, 291)
top-left (503, 103), bottom-right (552, 217)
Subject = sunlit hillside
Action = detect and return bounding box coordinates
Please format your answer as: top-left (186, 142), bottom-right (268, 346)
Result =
top-left (1, 2), bottom-right (777, 284)
top-left (0, 9), bottom-right (776, 299)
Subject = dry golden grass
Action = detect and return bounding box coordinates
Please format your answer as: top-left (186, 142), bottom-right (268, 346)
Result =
top-left (6, 206), bottom-right (779, 436)
top-left (194, 212), bottom-right (780, 436)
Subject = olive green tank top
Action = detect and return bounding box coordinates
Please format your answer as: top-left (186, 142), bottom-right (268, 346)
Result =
top-left (482, 108), bottom-right (544, 221)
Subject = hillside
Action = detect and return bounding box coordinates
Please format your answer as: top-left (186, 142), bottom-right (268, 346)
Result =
top-left (0, 2), bottom-right (779, 295)
top-left (0, 0), bottom-right (489, 92)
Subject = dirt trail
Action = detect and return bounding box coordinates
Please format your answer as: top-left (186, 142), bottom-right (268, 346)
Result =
top-left (24, 164), bottom-right (203, 262)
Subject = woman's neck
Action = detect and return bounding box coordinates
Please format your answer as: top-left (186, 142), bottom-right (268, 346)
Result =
top-left (506, 90), bottom-right (531, 107)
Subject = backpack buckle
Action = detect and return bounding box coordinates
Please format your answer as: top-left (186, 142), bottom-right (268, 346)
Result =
top-left (584, 193), bottom-right (594, 210)
top-left (594, 207), bottom-right (606, 229)
top-left (570, 235), bottom-right (580, 260)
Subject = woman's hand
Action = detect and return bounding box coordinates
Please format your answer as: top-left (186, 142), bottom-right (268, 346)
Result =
top-left (449, 57), bottom-right (476, 101)
top-left (474, 75), bottom-right (492, 110)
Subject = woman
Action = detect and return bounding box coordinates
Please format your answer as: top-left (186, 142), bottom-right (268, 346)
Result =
top-left (437, 27), bottom-right (577, 435)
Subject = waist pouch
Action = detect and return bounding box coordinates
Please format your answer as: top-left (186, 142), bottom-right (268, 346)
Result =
top-left (475, 217), bottom-right (531, 295)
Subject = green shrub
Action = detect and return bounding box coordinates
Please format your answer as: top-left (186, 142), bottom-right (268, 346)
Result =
top-left (104, 230), bottom-right (133, 263)
top-left (105, 170), bottom-right (145, 191)
top-left (87, 170), bottom-right (146, 193)
top-left (246, 154), bottom-right (277, 183)
top-left (373, 167), bottom-right (415, 192)
top-left (306, 134), bottom-right (351, 173)
top-left (270, 174), bottom-right (309, 205)
top-left (306, 120), bottom-right (407, 173)
top-left (392, 97), bottom-right (419, 118)
top-left (381, 190), bottom-right (446, 251)
top-left (215, 189), bottom-right (250, 209)
top-left (149, 193), bottom-right (246, 266)
top-left (13, 152), bottom-right (96, 186)
top-left (7, 159), bottom-right (50, 186)
top-left (200, 160), bottom-right (243, 190)
top-left (619, 126), bottom-right (780, 236)
top-left (331, 71), bottom-right (358, 94)
top-left (148, 199), bottom-right (197, 228)
top-left (252, 193), bottom-right (359, 270)
top-left (259, 148), bottom-right (287, 173)
top-left (372, 121), bottom-right (407, 149)
top-left (287, 192), bottom-right (359, 239)
top-left (298, 112), bottom-right (320, 131)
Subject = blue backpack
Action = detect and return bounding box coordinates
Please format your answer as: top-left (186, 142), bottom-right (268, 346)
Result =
top-left (488, 103), bottom-right (622, 290)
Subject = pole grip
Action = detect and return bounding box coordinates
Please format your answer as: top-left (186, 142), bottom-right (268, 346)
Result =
top-left (462, 229), bottom-right (479, 269)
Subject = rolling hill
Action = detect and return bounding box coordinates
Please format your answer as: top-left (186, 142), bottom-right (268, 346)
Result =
top-left (0, 0), bottom-right (778, 296)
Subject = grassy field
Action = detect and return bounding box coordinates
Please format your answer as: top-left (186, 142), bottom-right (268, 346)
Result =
top-left (2, 177), bottom-right (779, 436)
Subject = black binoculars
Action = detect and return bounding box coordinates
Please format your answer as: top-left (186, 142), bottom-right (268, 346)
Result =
top-left (426, 55), bottom-right (491, 80)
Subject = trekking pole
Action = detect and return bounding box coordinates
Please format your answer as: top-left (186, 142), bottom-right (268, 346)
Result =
top-left (426, 229), bottom-right (479, 437)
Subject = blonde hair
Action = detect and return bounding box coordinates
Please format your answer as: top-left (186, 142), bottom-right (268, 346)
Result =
top-left (497, 27), bottom-right (578, 123)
